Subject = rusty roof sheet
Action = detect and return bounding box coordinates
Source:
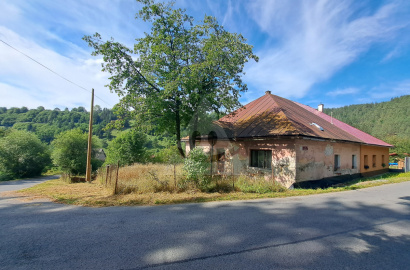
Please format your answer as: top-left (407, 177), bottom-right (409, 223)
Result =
top-left (217, 93), bottom-right (392, 147)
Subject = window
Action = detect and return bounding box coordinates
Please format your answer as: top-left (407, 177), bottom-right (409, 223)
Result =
top-left (364, 155), bottom-right (369, 169)
top-left (334, 154), bottom-right (340, 171)
top-left (250, 150), bottom-right (272, 169)
top-left (372, 155), bottom-right (376, 168)
top-left (382, 155), bottom-right (385, 167)
top-left (352, 155), bottom-right (357, 169)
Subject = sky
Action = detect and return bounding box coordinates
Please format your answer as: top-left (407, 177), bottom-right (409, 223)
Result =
top-left (0, 0), bottom-right (409, 111)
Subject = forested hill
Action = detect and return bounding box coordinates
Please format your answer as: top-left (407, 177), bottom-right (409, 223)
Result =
top-left (0, 106), bottom-right (117, 143)
top-left (323, 95), bottom-right (410, 143)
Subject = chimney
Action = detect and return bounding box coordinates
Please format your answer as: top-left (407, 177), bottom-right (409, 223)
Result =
top-left (318, 104), bottom-right (324, 112)
top-left (265, 91), bottom-right (271, 95)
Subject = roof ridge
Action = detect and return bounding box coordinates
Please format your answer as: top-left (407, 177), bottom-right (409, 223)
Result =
top-left (265, 94), bottom-right (301, 135)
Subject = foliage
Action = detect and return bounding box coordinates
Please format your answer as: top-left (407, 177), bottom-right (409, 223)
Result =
top-left (153, 145), bottom-right (184, 164)
top-left (83, 0), bottom-right (258, 156)
top-left (0, 130), bottom-right (51, 180)
top-left (0, 105), bottom-right (117, 143)
top-left (105, 129), bottom-right (147, 166)
top-left (384, 135), bottom-right (410, 160)
top-left (183, 147), bottom-right (210, 186)
top-left (51, 129), bottom-right (101, 175)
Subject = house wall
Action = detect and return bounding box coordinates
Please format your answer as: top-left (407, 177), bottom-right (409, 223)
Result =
top-left (193, 138), bottom-right (297, 188)
top-left (294, 139), bottom-right (361, 183)
top-left (190, 138), bottom-right (388, 188)
top-left (360, 145), bottom-right (389, 177)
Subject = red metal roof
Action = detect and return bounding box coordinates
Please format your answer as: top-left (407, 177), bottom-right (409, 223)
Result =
top-left (217, 93), bottom-right (392, 147)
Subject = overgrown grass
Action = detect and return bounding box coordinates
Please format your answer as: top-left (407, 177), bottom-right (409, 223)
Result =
top-left (97, 163), bottom-right (185, 194)
top-left (14, 169), bottom-right (410, 207)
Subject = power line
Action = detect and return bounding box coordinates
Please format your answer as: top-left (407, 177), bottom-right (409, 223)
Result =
top-left (0, 39), bottom-right (113, 108)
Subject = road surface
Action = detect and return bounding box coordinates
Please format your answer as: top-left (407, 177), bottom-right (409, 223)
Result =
top-left (1, 178), bottom-right (409, 269)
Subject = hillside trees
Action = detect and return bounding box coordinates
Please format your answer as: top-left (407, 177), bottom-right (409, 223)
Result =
top-left (0, 106), bottom-right (117, 142)
top-left (0, 130), bottom-right (51, 180)
top-left (323, 95), bottom-right (410, 155)
top-left (83, 0), bottom-right (258, 157)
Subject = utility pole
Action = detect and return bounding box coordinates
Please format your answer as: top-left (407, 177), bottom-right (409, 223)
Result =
top-left (86, 88), bottom-right (94, 183)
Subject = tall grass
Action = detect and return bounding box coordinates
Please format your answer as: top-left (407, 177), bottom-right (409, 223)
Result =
top-left (97, 163), bottom-right (185, 194)
top-left (96, 163), bottom-right (288, 195)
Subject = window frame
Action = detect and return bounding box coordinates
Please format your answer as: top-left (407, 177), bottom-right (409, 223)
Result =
top-left (352, 155), bottom-right (357, 169)
top-left (334, 154), bottom-right (341, 171)
top-left (250, 149), bottom-right (272, 170)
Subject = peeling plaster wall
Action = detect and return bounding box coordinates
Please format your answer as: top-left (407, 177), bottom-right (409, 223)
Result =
top-left (295, 139), bottom-right (360, 182)
top-left (193, 139), bottom-right (297, 188)
top-left (191, 138), bottom-right (367, 188)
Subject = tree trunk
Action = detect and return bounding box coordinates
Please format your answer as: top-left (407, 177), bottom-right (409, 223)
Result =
top-left (175, 102), bottom-right (185, 158)
top-left (189, 113), bottom-right (198, 152)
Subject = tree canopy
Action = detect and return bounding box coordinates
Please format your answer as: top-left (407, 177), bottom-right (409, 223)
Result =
top-left (84, 0), bottom-right (258, 156)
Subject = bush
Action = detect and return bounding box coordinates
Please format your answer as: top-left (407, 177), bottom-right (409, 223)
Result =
top-left (183, 147), bottom-right (210, 187)
top-left (105, 129), bottom-right (147, 166)
top-left (154, 145), bottom-right (183, 164)
top-left (0, 130), bottom-right (51, 179)
top-left (51, 129), bottom-right (101, 175)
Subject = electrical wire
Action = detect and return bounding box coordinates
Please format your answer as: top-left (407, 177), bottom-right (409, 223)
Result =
top-left (0, 39), bottom-right (114, 108)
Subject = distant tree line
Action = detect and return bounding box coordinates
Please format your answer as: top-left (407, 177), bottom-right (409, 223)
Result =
top-left (324, 95), bottom-right (410, 158)
top-left (0, 105), bottom-right (118, 143)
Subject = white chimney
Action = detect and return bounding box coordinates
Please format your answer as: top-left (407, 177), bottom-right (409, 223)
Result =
top-left (318, 104), bottom-right (324, 112)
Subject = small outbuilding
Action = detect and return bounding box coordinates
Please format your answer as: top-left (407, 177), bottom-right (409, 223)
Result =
top-left (184, 92), bottom-right (392, 188)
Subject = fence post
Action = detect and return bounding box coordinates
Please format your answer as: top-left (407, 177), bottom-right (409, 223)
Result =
top-left (114, 161), bottom-right (120, 194)
top-left (105, 165), bottom-right (110, 187)
top-left (173, 164), bottom-right (177, 188)
top-left (231, 159), bottom-right (234, 189)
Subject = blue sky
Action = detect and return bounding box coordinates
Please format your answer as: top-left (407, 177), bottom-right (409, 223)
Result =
top-left (0, 0), bottom-right (409, 110)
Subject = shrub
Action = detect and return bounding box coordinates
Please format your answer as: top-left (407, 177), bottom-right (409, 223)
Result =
top-left (105, 129), bottom-right (147, 166)
top-left (0, 130), bottom-right (51, 179)
top-left (51, 129), bottom-right (101, 175)
top-left (183, 147), bottom-right (210, 186)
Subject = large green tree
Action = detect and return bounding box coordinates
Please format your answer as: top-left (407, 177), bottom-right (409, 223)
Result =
top-left (0, 130), bottom-right (51, 180)
top-left (84, 0), bottom-right (258, 156)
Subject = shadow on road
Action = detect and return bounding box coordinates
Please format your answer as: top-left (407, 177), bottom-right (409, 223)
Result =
top-left (0, 182), bottom-right (409, 270)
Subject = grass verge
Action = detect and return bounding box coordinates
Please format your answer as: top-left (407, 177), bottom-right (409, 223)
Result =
top-left (15, 172), bottom-right (410, 207)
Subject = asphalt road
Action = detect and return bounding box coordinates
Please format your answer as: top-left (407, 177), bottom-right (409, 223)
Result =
top-left (1, 178), bottom-right (409, 270)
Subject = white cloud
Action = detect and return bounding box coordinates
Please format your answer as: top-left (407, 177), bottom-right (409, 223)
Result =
top-left (0, 27), bottom-right (116, 109)
top-left (0, 0), bottom-right (146, 109)
top-left (369, 80), bottom-right (410, 100)
top-left (243, 0), bottom-right (408, 99)
top-left (326, 87), bottom-right (359, 97)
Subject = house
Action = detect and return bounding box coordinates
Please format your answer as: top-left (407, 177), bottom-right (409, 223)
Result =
top-left (184, 91), bottom-right (392, 188)
top-left (94, 149), bottom-right (106, 162)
